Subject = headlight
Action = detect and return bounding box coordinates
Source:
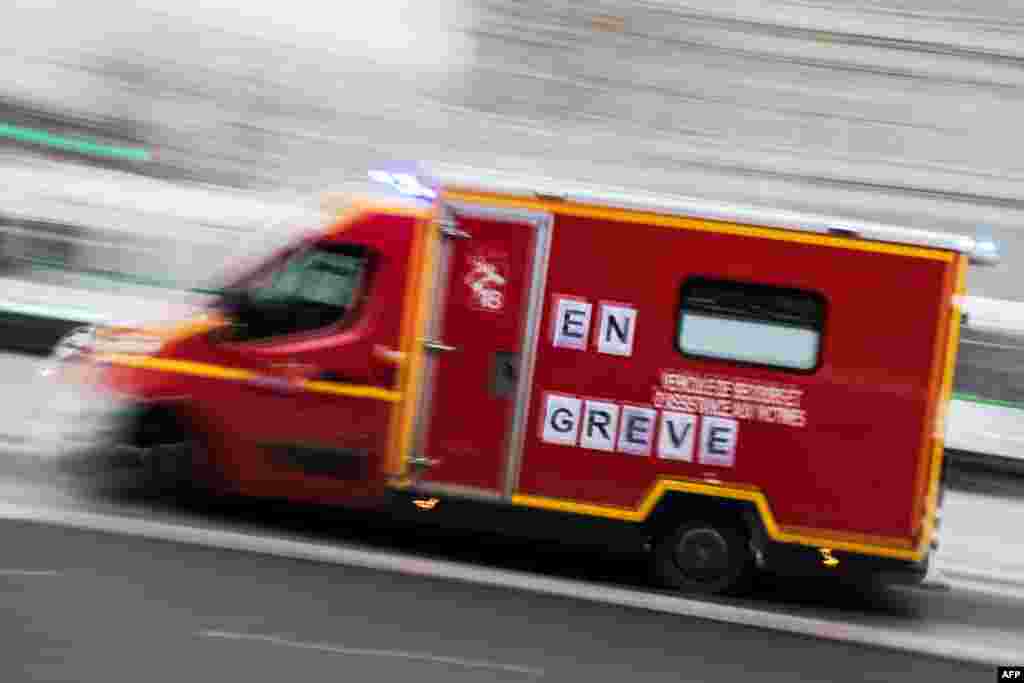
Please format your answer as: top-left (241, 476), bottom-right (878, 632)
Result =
top-left (41, 326), bottom-right (97, 376)
top-left (41, 326), bottom-right (166, 379)
top-left (92, 334), bottom-right (165, 356)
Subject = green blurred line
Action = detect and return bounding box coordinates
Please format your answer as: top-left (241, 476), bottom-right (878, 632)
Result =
top-left (951, 392), bottom-right (1024, 412)
top-left (22, 256), bottom-right (221, 295)
top-left (0, 122), bottom-right (151, 161)
top-left (0, 300), bottom-right (112, 325)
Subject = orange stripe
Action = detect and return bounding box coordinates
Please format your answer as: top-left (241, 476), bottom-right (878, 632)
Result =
top-left (350, 196), bottom-right (434, 219)
top-left (98, 354), bottom-right (402, 402)
top-left (321, 197), bottom-right (437, 240)
top-left (916, 254), bottom-right (967, 555)
top-left (384, 211), bottom-right (431, 477)
top-left (388, 206), bottom-right (442, 480)
top-left (780, 524), bottom-right (914, 550)
top-left (443, 189), bottom-right (954, 262)
top-left (323, 196), bottom-right (434, 238)
top-left (512, 477), bottom-right (925, 560)
top-left (909, 258), bottom-right (958, 536)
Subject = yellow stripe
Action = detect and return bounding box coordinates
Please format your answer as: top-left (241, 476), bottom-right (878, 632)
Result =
top-left (325, 196), bottom-right (434, 237)
top-left (349, 196), bottom-right (434, 220)
top-left (916, 254), bottom-right (967, 554)
top-left (392, 208), bottom-right (442, 478)
top-left (513, 477), bottom-right (926, 561)
top-left (443, 190), bottom-right (954, 262)
top-left (104, 315), bottom-right (227, 345)
top-left (385, 210), bottom-right (435, 476)
top-left (909, 255), bottom-right (957, 534)
top-left (98, 354), bottom-right (401, 403)
top-left (934, 255), bottom-right (967, 441)
top-left (100, 354), bottom-right (255, 381)
top-left (301, 380), bottom-right (401, 402)
top-left (161, 316), bottom-right (229, 345)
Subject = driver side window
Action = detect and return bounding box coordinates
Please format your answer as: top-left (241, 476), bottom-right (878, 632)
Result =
top-left (235, 243), bottom-right (373, 341)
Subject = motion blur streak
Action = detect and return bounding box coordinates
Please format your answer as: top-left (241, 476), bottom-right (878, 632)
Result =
top-left (3, 0), bottom-right (1024, 297)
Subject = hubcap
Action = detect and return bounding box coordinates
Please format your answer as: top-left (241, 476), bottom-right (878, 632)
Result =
top-left (674, 528), bottom-right (731, 582)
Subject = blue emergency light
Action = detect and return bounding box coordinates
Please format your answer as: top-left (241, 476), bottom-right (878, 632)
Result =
top-left (368, 169), bottom-right (437, 200)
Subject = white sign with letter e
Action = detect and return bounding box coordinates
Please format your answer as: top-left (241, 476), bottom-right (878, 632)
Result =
top-left (699, 416), bottom-right (739, 467)
top-left (552, 296), bottom-right (592, 351)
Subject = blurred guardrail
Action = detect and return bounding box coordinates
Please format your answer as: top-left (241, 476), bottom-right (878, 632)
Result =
top-left (944, 297), bottom-right (1024, 474)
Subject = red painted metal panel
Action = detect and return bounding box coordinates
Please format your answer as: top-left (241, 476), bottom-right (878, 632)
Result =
top-left (125, 211), bottom-right (419, 505)
top-left (420, 214), bottom-right (537, 493)
top-left (518, 212), bottom-right (949, 540)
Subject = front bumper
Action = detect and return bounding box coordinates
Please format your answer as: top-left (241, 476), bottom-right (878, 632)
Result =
top-left (40, 326), bottom-right (140, 458)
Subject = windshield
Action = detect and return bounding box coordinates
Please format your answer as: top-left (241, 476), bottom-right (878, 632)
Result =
top-left (221, 241), bottom-right (372, 340)
top-left (247, 246), bottom-right (368, 308)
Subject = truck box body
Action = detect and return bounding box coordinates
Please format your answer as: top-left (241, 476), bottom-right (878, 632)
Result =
top-left (61, 170), bottom-right (994, 591)
top-left (410, 188), bottom-right (961, 557)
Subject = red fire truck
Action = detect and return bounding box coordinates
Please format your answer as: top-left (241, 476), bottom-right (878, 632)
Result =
top-left (54, 168), bottom-right (1000, 595)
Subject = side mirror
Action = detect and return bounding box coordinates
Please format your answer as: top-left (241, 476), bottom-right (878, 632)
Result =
top-left (218, 288), bottom-right (252, 317)
top-left (211, 289), bottom-right (259, 342)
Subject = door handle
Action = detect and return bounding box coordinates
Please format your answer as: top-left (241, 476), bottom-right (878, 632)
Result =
top-left (373, 344), bottom-right (407, 366)
top-left (270, 360), bottom-right (320, 381)
top-left (313, 370), bottom-right (360, 383)
top-left (491, 351), bottom-right (519, 398)
top-left (422, 339), bottom-right (457, 353)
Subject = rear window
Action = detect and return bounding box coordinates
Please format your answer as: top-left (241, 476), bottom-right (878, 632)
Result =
top-left (677, 278), bottom-right (826, 371)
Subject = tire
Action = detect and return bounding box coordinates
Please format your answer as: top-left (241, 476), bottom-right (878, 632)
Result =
top-left (651, 519), bottom-right (755, 596)
top-left (64, 410), bottom-right (209, 502)
top-left (105, 438), bottom-right (205, 501)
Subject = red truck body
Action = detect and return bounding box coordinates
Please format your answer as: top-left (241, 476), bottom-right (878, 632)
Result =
top-left (68, 170), bottom-right (987, 593)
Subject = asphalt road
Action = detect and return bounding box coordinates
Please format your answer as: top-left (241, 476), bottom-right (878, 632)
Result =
top-left (0, 516), bottom-right (993, 683)
top-left (0, 441), bottom-right (1019, 679)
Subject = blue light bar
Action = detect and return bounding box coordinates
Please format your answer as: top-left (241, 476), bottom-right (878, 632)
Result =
top-left (368, 170), bottom-right (437, 200)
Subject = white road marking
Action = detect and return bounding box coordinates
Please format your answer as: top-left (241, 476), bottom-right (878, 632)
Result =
top-left (0, 500), bottom-right (1020, 666)
top-left (198, 630), bottom-right (545, 677)
top-left (938, 562), bottom-right (1024, 590)
top-left (933, 576), bottom-right (1024, 602)
top-left (980, 431), bottom-right (1024, 444)
top-left (0, 569), bottom-right (60, 577)
top-left (959, 338), bottom-right (1024, 351)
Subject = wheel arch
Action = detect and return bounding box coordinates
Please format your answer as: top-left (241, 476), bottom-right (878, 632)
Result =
top-left (644, 489), bottom-right (767, 554)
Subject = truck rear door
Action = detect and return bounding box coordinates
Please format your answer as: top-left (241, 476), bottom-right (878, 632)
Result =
top-left (412, 202), bottom-right (551, 497)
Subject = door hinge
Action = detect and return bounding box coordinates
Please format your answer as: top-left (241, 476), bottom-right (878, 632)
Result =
top-left (408, 454), bottom-right (440, 470)
top-left (422, 338), bottom-right (457, 353)
top-left (437, 218), bottom-right (471, 239)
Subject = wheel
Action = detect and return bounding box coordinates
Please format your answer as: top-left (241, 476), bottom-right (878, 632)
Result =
top-left (64, 409), bottom-right (210, 502)
top-left (651, 519), bottom-right (755, 596)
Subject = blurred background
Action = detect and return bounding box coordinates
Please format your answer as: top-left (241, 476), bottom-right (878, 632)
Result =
top-left (4, 0), bottom-right (1024, 302)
